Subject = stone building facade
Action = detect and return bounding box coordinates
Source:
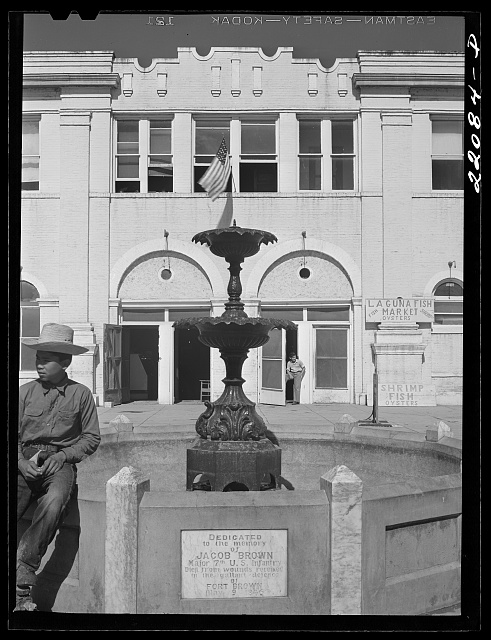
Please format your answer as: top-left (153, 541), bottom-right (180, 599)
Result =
top-left (19, 47), bottom-right (464, 406)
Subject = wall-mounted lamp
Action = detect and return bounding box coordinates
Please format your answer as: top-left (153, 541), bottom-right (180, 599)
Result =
top-left (447, 261), bottom-right (456, 298)
top-left (299, 231), bottom-right (310, 279)
top-left (162, 229), bottom-right (172, 278)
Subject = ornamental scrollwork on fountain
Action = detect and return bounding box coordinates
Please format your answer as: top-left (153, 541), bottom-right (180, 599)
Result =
top-left (195, 401), bottom-right (214, 439)
top-left (196, 402), bottom-right (266, 441)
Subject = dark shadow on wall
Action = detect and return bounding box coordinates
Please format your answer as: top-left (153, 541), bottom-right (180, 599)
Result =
top-left (216, 192), bottom-right (234, 229)
top-left (19, 487), bottom-right (81, 612)
top-left (264, 428), bottom-right (279, 446)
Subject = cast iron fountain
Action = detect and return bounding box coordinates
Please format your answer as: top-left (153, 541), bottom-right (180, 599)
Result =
top-left (173, 222), bottom-right (296, 491)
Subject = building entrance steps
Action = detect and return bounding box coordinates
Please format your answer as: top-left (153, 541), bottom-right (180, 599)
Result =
top-left (97, 401), bottom-right (462, 442)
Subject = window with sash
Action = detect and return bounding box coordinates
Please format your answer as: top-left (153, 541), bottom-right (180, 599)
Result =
top-left (314, 327), bottom-right (348, 389)
top-left (298, 118), bottom-right (355, 191)
top-left (239, 121), bottom-right (277, 192)
top-left (299, 120), bottom-right (322, 190)
top-left (193, 118), bottom-right (277, 193)
top-left (433, 280), bottom-right (463, 325)
top-left (115, 119), bottom-right (173, 193)
top-left (194, 120), bottom-right (232, 193)
top-left (431, 119), bottom-right (464, 190)
top-left (22, 119), bottom-right (40, 191)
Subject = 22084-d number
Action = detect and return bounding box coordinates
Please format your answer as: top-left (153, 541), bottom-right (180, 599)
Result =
top-left (467, 34), bottom-right (481, 193)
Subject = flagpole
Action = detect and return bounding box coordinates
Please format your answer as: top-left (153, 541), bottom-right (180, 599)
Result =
top-left (230, 169), bottom-right (237, 194)
top-left (228, 147), bottom-right (237, 228)
top-left (198, 138), bottom-right (236, 227)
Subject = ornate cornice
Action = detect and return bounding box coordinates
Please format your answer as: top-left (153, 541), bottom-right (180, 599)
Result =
top-left (23, 73), bottom-right (120, 89)
top-left (352, 73), bottom-right (464, 89)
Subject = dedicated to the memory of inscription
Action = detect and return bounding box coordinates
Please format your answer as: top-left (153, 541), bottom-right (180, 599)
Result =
top-left (181, 529), bottom-right (287, 599)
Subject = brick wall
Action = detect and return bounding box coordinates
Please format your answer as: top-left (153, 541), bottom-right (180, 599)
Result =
top-left (20, 49), bottom-right (464, 402)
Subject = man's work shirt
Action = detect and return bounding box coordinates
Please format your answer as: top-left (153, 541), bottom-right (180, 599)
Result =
top-left (18, 375), bottom-right (101, 464)
top-left (286, 359), bottom-right (305, 374)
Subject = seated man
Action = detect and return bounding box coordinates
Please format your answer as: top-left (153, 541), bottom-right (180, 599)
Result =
top-left (16, 323), bottom-right (100, 611)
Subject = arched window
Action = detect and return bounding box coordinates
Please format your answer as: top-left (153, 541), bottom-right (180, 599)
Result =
top-left (433, 279), bottom-right (463, 325)
top-left (20, 281), bottom-right (40, 370)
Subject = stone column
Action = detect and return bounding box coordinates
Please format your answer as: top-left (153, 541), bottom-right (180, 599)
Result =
top-left (321, 465), bottom-right (363, 615)
top-left (369, 321), bottom-right (434, 406)
top-left (105, 467), bottom-right (150, 614)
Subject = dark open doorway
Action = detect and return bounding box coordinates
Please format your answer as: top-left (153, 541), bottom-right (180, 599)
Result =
top-left (285, 328), bottom-right (298, 403)
top-left (123, 326), bottom-right (159, 402)
top-left (174, 326), bottom-right (210, 402)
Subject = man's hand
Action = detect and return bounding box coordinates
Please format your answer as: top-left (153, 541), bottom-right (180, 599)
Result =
top-left (39, 451), bottom-right (66, 477)
top-left (18, 458), bottom-right (43, 481)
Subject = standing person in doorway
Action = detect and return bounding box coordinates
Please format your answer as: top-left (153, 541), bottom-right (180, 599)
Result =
top-left (286, 352), bottom-right (305, 405)
top-left (15, 323), bottom-right (101, 611)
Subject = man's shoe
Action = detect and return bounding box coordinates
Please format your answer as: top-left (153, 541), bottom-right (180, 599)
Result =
top-left (14, 588), bottom-right (37, 611)
top-left (16, 564), bottom-right (37, 588)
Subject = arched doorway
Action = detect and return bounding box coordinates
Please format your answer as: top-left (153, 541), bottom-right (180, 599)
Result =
top-left (115, 250), bottom-right (214, 404)
top-left (257, 251), bottom-right (354, 404)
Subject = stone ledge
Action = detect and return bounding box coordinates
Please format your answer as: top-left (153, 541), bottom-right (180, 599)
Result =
top-left (363, 472), bottom-right (462, 502)
top-left (140, 488), bottom-right (328, 508)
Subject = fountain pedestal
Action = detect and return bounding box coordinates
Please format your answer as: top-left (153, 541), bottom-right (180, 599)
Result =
top-left (186, 439), bottom-right (281, 492)
top-left (174, 223), bottom-right (296, 492)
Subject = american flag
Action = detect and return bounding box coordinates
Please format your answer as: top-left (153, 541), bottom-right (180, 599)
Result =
top-left (198, 138), bottom-right (231, 201)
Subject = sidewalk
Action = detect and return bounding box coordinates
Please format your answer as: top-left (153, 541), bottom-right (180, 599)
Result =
top-left (96, 400), bottom-right (462, 441)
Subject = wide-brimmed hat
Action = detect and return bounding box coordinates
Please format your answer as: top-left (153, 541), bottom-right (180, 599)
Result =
top-left (22, 323), bottom-right (88, 355)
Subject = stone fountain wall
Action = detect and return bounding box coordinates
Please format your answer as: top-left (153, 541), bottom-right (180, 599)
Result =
top-left (18, 442), bottom-right (461, 615)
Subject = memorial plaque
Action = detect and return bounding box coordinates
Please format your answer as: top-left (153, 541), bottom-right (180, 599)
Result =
top-left (181, 529), bottom-right (287, 599)
top-left (379, 383), bottom-right (436, 406)
top-left (366, 298), bottom-right (434, 323)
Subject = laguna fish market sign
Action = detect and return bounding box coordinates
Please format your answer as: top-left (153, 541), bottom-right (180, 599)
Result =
top-left (365, 298), bottom-right (434, 323)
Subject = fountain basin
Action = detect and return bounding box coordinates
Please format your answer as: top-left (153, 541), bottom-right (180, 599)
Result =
top-left (192, 226), bottom-right (277, 260)
top-left (77, 430), bottom-right (461, 492)
top-left (22, 429), bottom-right (461, 615)
top-left (174, 317), bottom-right (289, 350)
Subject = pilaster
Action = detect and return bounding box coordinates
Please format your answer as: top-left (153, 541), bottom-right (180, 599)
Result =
top-left (66, 322), bottom-right (98, 393)
top-left (278, 112), bottom-right (298, 192)
top-left (352, 297), bottom-right (364, 403)
top-left (108, 298), bottom-right (121, 324)
top-left (173, 112), bottom-right (192, 192)
top-left (37, 297), bottom-right (60, 326)
top-left (369, 322), bottom-right (435, 406)
top-left (321, 465), bottom-right (362, 615)
top-left (381, 111), bottom-right (413, 298)
top-left (58, 110), bottom-right (91, 323)
top-left (105, 467), bottom-right (150, 613)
